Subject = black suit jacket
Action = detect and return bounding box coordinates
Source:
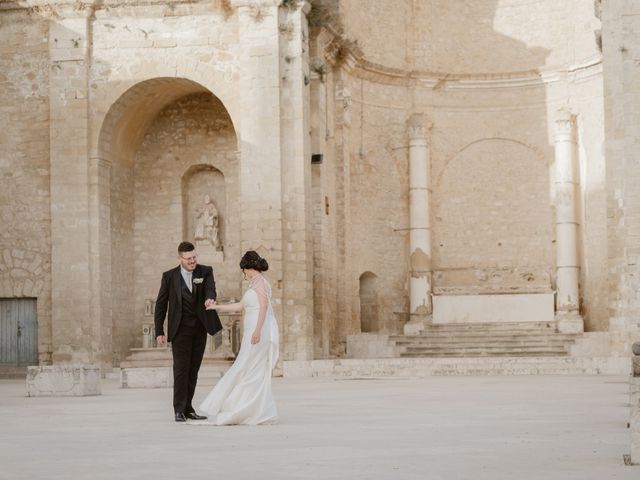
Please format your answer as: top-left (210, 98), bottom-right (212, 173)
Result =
top-left (154, 264), bottom-right (222, 342)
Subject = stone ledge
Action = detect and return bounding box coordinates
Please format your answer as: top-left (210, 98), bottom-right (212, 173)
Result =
top-left (26, 365), bottom-right (101, 397)
top-left (121, 364), bottom-right (232, 388)
top-left (283, 356), bottom-right (631, 378)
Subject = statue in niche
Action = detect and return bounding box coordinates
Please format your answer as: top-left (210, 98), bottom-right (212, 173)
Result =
top-left (194, 194), bottom-right (221, 250)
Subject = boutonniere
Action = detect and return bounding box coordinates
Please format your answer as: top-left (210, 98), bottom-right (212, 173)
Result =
top-left (193, 278), bottom-right (204, 285)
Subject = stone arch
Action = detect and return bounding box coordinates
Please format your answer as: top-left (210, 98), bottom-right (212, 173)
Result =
top-left (359, 272), bottom-right (379, 333)
top-left (436, 137), bottom-right (546, 187)
top-left (91, 57), bottom-right (241, 159)
top-left (433, 137), bottom-right (553, 290)
top-left (96, 77), bottom-right (239, 363)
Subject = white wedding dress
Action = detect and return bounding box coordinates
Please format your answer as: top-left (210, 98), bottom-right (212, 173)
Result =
top-left (195, 275), bottom-right (279, 425)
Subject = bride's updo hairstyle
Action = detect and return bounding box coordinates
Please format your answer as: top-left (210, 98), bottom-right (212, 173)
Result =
top-left (240, 250), bottom-right (269, 272)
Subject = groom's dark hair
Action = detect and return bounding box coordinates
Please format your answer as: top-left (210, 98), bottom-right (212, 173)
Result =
top-left (178, 241), bottom-right (195, 253)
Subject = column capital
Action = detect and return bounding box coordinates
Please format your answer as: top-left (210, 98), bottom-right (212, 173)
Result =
top-left (554, 108), bottom-right (576, 139)
top-left (407, 114), bottom-right (433, 141)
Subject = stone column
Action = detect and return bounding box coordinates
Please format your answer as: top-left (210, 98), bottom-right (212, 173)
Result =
top-left (27, 5), bottom-right (101, 395)
top-left (554, 109), bottom-right (584, 333)
top-left (231, 0), bottom-right (314, 360)
top-left (404, 114), bottom-right (433, 335)
top-left (631, 342), bottom-right (640, 464)
top-left (278, 1), bottom-right (315, 360)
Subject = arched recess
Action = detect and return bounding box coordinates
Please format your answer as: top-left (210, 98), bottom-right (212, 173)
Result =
top-left (359, 272), bottom-right (379, 333)
top-left (433, 138), bottom-right (553, 292)
top-left (97, 77), bottom-right (238, 364)
top-left (182, 165), bottom-right (226, 251)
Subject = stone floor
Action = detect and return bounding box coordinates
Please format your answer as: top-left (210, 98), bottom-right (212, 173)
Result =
top-left (0, 375), bottom-right (637, 479)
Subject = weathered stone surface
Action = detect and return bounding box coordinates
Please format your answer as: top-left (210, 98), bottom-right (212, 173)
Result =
top-left (631, 376), bottom-right (640, 464)
top-left (283, 356), bottom-right (631, 378)
top-left (1, 0), bottom-right (638, 368)
top-left (26, 365), bottom-right (101, 397)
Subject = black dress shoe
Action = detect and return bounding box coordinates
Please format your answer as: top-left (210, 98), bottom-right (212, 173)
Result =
top-left (175, 412), bottom-right (187, 422)
top-left (185, 412), bottom-right (207, 420)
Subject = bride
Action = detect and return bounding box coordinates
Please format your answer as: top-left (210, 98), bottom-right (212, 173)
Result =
top-left (194, 251), bottom-right (279, 425)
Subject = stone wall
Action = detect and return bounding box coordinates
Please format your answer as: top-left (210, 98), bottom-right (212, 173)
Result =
top-left (0, 9), bottom-right (52, 364)
top-left (340, 0), bottom-right (601, 74)
top-left (0, 0), bottom-right (632, 366)
top-left (305, 0), bottom-right (610, 346)
top-left (603, 0), bottom-right (640, 349)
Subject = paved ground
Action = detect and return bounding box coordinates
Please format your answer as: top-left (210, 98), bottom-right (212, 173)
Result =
top-left (0, 375), bottom-right (637, 480)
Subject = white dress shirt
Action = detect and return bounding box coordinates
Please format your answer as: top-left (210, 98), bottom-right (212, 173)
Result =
top-left (180, 266), bottom-right (193, 293)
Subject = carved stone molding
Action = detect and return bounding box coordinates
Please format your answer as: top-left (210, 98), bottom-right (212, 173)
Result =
top-left (407, 114), bottom-right (433, 141)
top-left (554, 108), bottom-right (576, 140)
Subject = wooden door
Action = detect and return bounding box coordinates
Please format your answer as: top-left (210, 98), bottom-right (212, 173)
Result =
top-left (0, 298), bottom-right (38, 366)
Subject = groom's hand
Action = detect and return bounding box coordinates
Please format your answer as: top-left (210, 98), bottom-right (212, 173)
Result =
top-left (204, 298), bottom-right (216, 309)
top-left (156, 335), bottom-right (166, 347)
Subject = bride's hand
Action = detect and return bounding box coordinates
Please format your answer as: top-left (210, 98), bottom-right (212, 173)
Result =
top-left (251, 330), bottom-right (261, 344)
top-left (205, 299), bottom-right (217, 310)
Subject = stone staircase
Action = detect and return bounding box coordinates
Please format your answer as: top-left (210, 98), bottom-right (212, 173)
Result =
top-left (390, 322), bottom-right (579, 358)
top-left (120, 347), bottom-right (232, 388)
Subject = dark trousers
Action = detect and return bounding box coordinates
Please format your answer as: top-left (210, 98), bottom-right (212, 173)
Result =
top-left (171, 321), bottom-right (207, 414)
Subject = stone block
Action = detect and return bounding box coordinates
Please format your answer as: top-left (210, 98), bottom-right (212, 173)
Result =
top-left (556, 312), bottom-right (585, 334)
top-left (631, 376), bottom-right (640, 464)
top-left (26, 365), bottom-right (101, 397)
top-left (433, 294), bottom-right (554, 324)
top-left (121, 367), bottom-right (173, 388)
top-left (346, 334), bottom-right (396, 359)
top-left (121, 365), bottom-right (230, 388)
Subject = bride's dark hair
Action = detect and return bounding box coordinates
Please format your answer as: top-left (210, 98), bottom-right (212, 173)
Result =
top-left (240, 251), bottom-right (269, 272)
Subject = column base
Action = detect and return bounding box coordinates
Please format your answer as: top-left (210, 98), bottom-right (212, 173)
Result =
top-left (403, 315), bottom-right (432, 335)
top-left (556, 312), bottom-right (584, 334)
top-left (26, 365), bottom-right (101, 397)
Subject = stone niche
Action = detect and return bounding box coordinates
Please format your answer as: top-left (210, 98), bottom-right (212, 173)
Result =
top-left (182, 165), bottom-right (226, 265)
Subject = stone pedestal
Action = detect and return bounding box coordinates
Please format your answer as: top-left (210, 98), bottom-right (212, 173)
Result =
top-left (404, 317), bottom-right (427, 335)
top-left (630, 342), bottom-right (640, 465)
top-left (26, 365), bottom-right (101, 397)
top-left (556, 312), bottom-right (585, 334)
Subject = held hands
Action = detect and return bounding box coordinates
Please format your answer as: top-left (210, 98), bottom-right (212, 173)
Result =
top-left (156, 335), bottom-right (166, 347)
top-left (204, 298), bottom-right (217, 310)
top-left (251, 330), bottom-right (261, 345)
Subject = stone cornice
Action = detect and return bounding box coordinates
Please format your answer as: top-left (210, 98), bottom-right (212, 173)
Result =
top-left (0, 0), bottom-right (219, 13)
top-left (315, 27), bottom-right (603, 90)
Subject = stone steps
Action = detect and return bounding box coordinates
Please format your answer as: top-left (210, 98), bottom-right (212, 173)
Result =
top-left (283, 357), bottom-right (631, 377)
top-left (415, 321), bottom-right (557, 332)
top-left (392, 334), bottom-right (576, 343)
top-left (121, 347), bottom-right (234, 368)
top-left (400, 347), bottom-right (568, 358)
top-left (390, 322), bottom-right (577, 358)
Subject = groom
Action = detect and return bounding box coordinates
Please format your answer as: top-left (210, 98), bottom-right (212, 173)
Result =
top-left (154, 241), bottom-right (222, 422)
